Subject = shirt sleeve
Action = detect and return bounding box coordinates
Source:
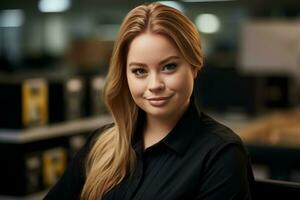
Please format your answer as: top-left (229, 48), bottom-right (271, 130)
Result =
top-left (196, 143), bottom-right (254, 200)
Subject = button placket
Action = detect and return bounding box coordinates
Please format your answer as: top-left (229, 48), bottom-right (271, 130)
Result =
top-left (126, 153), bottom-right (144, 200)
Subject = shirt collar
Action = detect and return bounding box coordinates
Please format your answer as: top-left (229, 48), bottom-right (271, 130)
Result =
top-left (160, 101), bottom-right (201, 156)
top-left (132, 100), bottom-right (202, 156)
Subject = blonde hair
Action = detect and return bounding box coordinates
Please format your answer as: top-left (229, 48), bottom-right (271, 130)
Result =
top-left (81, 3), bottom-right (204, 200)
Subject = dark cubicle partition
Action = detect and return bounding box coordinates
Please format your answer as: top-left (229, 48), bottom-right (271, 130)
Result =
top-left (253, 178), bottom-right (300, 200)
top-left (247, 144), bottom-right (300, 181)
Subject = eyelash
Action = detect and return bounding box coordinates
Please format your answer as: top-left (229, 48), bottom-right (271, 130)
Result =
top-left (131, 63), bottom-right (178, 77)
top-left (162, 63), bottom-right (177, 72)
top-left (131, 68), bottom-right (147, 77)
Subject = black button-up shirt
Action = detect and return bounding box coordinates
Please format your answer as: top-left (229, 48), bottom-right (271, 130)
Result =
top-left (44, 102), bottom-right (254, 200)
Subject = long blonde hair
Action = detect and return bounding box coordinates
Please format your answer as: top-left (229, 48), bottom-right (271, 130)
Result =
top-left (81, 3), bottom-right (204, 200)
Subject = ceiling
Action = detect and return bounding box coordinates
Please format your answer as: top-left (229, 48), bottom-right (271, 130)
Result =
top-left (0, 0), bottom-right (299, 19)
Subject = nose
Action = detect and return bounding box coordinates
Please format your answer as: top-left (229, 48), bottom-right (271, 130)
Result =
top-left (148, 74), bottom-right (165, 92)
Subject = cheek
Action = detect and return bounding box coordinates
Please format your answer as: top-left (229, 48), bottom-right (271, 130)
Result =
top-left (127, 75), bottom-right (146, 98)
top-left (167, 70), bottom-right (194, 93)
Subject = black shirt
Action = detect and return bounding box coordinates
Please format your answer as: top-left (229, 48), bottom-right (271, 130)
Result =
top-left (44, 102), bottom-right (254, 200)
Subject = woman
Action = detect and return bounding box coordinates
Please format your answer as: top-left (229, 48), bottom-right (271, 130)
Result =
top-left (44, 3), bottom-right (254, 200)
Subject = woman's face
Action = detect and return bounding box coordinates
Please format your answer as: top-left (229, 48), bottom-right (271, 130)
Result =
top-left (126, 33), bottom-right (195, 120)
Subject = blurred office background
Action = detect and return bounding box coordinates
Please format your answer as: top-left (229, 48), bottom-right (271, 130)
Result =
top-left (0, 0), bottom-right (300, 199)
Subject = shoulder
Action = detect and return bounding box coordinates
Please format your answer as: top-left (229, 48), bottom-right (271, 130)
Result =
top-left (72, 123), bottom-right (115, 178)
top-left (194, 116), bottom-right (254, 199)
top-left (85, 123), bottom-right (115, 150)
top-left (193, 112), bottom-right (253, 176)
top-left (192, 111), bottom-right (249, 158)
top-left (70, 122), bottom-right (115, 165)
top-left (199, 112), bottom-right (242, 143)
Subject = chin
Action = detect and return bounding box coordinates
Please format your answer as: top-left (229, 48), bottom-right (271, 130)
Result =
top-left (144, 105), bottom-right (176, 118)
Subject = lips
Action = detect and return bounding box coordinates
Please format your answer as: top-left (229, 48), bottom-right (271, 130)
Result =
top-left (147, 96), bottom-right (172, 107)
top-left (148, 96), bottom-right (170, 101)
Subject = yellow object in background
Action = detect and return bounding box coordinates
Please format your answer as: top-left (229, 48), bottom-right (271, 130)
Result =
top-left (22, 78), bottom-right (48, 127)
top-left (42, 147), bottom-right (67, 188)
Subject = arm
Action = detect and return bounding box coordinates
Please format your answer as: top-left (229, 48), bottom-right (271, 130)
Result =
top-left (196, 143), bottom-right (254, 200)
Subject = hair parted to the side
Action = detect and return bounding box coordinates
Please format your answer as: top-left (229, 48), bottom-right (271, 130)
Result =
top-left (80, 2), bottom-right (204, 200)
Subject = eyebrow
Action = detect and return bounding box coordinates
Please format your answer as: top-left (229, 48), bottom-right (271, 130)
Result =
top-left (128, 55), bottom-right (180, 67)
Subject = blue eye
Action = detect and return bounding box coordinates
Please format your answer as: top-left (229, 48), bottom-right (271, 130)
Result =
top-left (163, 63), bottom-right (177, 72)
top-left (132, 68), bottom-right (147, 77)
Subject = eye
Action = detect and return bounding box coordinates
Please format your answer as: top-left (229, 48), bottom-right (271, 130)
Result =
top-left (162, 63), bottom-right (177, 72)
top-left (131, 68), bottom-right (147, 77)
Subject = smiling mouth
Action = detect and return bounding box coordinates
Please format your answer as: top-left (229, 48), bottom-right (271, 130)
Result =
top-left (147, 96), bottom-right (172, 107)
top-left (148, 96), bottom-right (171, 101)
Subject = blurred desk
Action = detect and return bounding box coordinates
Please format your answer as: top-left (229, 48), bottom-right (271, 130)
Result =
top-left (235, 107), bottom-right (300, 148)
top-left (212, 108), bottom-right (300, 181)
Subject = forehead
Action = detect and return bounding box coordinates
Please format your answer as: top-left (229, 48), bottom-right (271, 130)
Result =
top-left (127, 33), bottom-right (180, 64)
